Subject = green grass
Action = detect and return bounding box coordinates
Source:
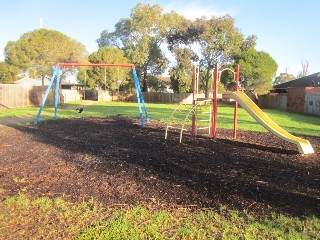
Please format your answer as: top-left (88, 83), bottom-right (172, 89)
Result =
top-left (1, 101), bottom-right (318, 137)
top-left (0, 192), bottom-right (106, 239)
top-left (79, 206), bottom-right (319, 239)
top-left (216, 103), bottom-right (320, 136)
top-left (0, 193), bottom-right (319, 239)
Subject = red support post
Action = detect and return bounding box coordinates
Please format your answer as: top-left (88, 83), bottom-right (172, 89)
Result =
top-left (233, 64), bottom-right (240, 139)
top-left (191, 65), bottom-right (198, 137)
top-left (56, 62), bottom-right (135, 69)
top-left (212, 63), bottom-right (219, 139)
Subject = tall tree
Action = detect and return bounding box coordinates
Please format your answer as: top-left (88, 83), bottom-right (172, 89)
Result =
top-left (297, 60), bottom-right (309, 78)
top-left (273, 72), bottom-right (296, 86)
top-left (0, 62), bottom-right (19, 83)
top-left (231, 47), bottom-right (277, 94)
top-left (77, 47), bottom-right (129, 90)
top-left (97, 3), bottom-right (183, 92)
top-left (169, 47), bottom-right (194, 93)
top-left (167, 15), bottom-right (256, 96)
top-left (4, 28), bottom-right (87, 85)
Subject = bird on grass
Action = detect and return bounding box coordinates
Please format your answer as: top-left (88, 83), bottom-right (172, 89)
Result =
top-left (76, 107), bottom-right (83, 113)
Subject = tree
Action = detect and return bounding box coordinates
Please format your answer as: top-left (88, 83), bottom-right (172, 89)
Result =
top-left (0, 62), bottom-right (19, 83)
top-left (97, 3), bottom-right (183, 92)
top-left (169, 47), bottom-right (194, 93)
top-left (167, 15), bottom-right (256, 96)
top-left (146, 76), bottom-right (168, 92)
top-left (4, 28), bottom-right (87, 85)
top-left (230, 47), bottom-right (277, 94)
top-left (273, 72), bottom-right (296, 86)
top-left (297, 60), bottom-right (309, 78)
top-left (97, 30), bottom-right (120, 48)
top-left (77, 47), bottom-right (129, 91)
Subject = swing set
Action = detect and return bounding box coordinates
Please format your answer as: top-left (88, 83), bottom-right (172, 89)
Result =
top-left (33, 62), bottom-right (150, 127)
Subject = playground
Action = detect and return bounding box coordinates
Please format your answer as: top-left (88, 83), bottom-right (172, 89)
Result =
top-left (0, 62), bottom-right (319, 219)
top-left (0, 116), bottom-right (319, 217)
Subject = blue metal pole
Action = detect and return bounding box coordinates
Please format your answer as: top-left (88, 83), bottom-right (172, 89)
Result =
top-left (139, 90), bottom-right (150, 122)
top-left (54, 68), bottom-right (61, 120)
top-left (132, 68), bottom-right (145, 128)
top-left (34, 68), bottom-right (59, 124)
top-left (132, 68), bottom-right (150, 127)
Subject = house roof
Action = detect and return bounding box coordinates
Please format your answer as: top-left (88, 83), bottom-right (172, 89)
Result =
top-left (16, 76), bottom-right (51, 86)
top-left (273, 72), bottom-right (320, 89)
top-left (15, 76), bottom-right (83, 86)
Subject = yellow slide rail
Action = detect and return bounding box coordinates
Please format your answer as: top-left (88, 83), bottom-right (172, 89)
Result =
top-left (230, 91), bottom-right (314, 154)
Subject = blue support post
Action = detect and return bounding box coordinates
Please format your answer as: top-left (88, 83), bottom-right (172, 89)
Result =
top-left (34, 68), bottom-right (59, 124)
top-left (132, 68), bottom-right (150, 128)
top-left (54, 68), bottom-right (61, 120)
top-left (140, 90), bottom-right (150, 122)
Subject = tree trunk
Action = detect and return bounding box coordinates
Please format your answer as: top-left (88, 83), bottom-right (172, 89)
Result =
top-left (205, 79), bottom-right (209, 98)
top-left (59, 80), bottom-right (64, 106)
top-left (142, 70), bottom-right (148, 92)
top-left (204, 71), bottom-right (211, 98)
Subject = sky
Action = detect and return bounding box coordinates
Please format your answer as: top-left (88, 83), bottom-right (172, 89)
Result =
top-left (0, 0), bottom-right (319, 77)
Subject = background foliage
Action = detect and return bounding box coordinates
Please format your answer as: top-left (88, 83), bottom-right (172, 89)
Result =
top-left (0, 3), bottom-right (287, 95)
top-left (4, 29), bottom-right (87, 85)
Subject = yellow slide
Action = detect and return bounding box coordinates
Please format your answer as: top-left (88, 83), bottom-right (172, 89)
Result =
top-left (229, 91), bottom-right (314, 154)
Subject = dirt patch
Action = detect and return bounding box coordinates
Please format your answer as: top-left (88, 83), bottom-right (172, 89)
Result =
top-left (0, 117), bottom-right (319, 217)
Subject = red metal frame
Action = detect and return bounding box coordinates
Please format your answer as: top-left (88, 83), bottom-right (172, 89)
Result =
top-left (212, 63), bottom-right (240, 139)
top-left (56, 63), bottom-right (135, 68)
top-left (233, 64), bottom-right (240, 138)
top-left (212, 63), bottom-right (219, 139)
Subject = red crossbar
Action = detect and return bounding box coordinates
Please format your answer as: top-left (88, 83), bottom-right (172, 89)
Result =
top-left (56, 63), bottom-right (135, 68)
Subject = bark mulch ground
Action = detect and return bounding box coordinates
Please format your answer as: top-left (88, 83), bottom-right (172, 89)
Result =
top-left (0, 116), bottom-right (319, 217)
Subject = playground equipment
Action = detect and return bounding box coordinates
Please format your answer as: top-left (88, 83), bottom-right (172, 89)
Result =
top-left (227, 91), bottom-right (314, 154)
top-left (34, 63), bottom-right (150, 127)
top-left (212, 63), bottom-right (314, 154)
top-left (164, 98), bottom-right (212, 143)
top-left (165, 65), bottom-right (213, 142)
top-left (166, 63), bottom-right (314, 154)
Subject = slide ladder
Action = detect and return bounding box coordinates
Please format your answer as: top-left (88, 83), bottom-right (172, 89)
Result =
top-left (165, 99), bottom-right (212, 143)
top-left (193, 98), bottom-right (212, 135)
top-left (230, 91), bottom-right (314, 154)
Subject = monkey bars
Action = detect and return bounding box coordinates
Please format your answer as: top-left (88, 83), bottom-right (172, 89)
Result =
top-left (34, 63), bottom-right (150, 128)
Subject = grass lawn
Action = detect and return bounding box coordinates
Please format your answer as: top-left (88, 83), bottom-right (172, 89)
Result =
top-left (1, 192), bottom-right (319, 239)
top-left (1, 101), bottom-right (317, 136)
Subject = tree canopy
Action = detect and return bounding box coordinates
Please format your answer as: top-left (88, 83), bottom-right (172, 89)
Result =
top-left (97, 3), bottom-right (184, 92)
top-left (273, 72), bottom-right (296, 86)
top-left (232, 47), bottom-right (278, 93)
top-left (77, 47), bottom-right (130, 90)
top-left (169, 47), bottom-right (194, 93)
top-left (0, 3), bottom-right (280, 94)
top-left (4, 28), bottom-right (87, 85)
top-left (0, 62), bottom-right (19, 83)
top-left (167, 15), bottom-right (257, 96)
top-left (96, 3), bottom-right (279, 94)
